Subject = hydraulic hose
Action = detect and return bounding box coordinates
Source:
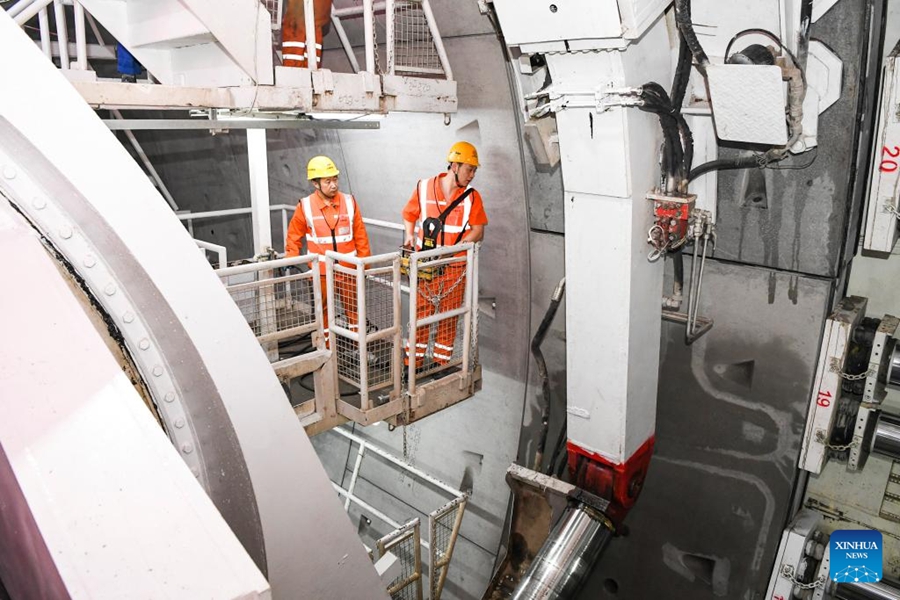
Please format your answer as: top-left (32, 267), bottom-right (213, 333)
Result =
top-left (532, 277), bottom-right (566, 473)
top-left (689, 155), bottom-right (760, 182)
top-left (674, 0), bottom-right (710, 75)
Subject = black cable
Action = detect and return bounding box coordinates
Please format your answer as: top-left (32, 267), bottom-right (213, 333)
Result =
top-left (689, 155), bottom-right (761, 181)
top-left (671, 36), bottom-right (692, 111)
top-left (724, 28), bottom-right (806, 87)
top-left (531, 278), bottom-right (566, 472)
top-left (674, 0), bottom-right (710, 75)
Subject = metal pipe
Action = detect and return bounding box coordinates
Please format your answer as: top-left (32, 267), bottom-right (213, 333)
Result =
top-left (216, 254), bottom-right (317, 278)
top-left (110, 110), bottom-right (179, 210)
top-left (303, 0), bottom-right (318, 71)
top-left (12, 0), bottom-right (52, 25)
top-left (874, 412), bottom-right (900, 461)
top-left (52, 0), bottom-right (69, 69)
top-left (363, 0), bottom-right (375, 73)
top-left (835, 580), bottom-right (900, 600)
top-left (384, 0), bottom-right (394, 74)
top-left (8, 0), bottom-right (37, 18)
top-left (73, 1), bottom-right (87, 71)
top-left (888, 342), bottom-right (900, 390)
top-left (333, 2), bottom-right (386, 18)
top-left (330, 8), bottom-right (360, 74)
top-left (512, 505), bottom-right (614, 600)
top-left (38, 7), bottom-right (51, 59)
top-left (420, 0), bottom-right (452, 80)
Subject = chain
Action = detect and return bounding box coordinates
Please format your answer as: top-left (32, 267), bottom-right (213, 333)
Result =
top-left (402, 392), bottom-right (409, 461)
top-left (829, 358), bottom-right (872, 381)
top-left (781, 565), bottom-right (825, 590)
top-left (886, 202), bottom-right (900, 220)
top-left (824, 439), bottom-right (860, 452)
top-left (472, 244), bottom-right (480, 367)
top-left (372, 8), bottom-right (386, 76)
top-left (417, 267), bottom-right (467, 308)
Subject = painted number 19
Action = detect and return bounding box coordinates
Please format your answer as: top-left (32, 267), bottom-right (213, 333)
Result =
top-left (816, 390), bottom-right (832, 408)
top-left (880, 145), bottom-right (900, 172)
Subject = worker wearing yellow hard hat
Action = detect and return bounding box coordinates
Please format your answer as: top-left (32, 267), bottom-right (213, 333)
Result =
top-left (401, 142), bottom-right (488, 369)
top-left (286, 156), bottom-right (371, 345)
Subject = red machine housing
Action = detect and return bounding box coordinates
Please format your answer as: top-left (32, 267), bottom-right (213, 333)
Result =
top-left (567, 436), bottom-right (655, 525)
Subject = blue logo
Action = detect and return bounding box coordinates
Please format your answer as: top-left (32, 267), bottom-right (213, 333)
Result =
top-left (830, 530), bottom-right (882, 583)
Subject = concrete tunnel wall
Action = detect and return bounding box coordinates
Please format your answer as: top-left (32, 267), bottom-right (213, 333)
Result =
top-left (125, 8), bottom-right (556, 598)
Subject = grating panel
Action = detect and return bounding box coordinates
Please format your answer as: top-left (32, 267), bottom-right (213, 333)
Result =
top-left (428, 497), bottom-right (466, 600)
top-left (263, 0), bottom-right (283, 30)
top-left (393, 1), bottom-right (443, 75)
top-left (376, 520), bottom-right (423, 600)
top-left (225, 271), bottom-right (317, 349)
top-left (409, 255), bottom-right (468, 380)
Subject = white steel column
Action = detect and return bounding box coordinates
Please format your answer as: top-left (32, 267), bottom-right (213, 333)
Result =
top-left (554, 18), bottom-right (670, 465)
top-left (247, 129), bottom-right (272, 256)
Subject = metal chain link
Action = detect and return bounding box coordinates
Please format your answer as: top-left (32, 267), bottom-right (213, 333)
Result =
top-left (886, 202), bottom-right (900, 220)
top-left (829, 358), bottom-right (873, 381)
top-left (402, 392), bottom-right (409, 461)
top-left (781, 565), bottom-right (825, 590)
top-left (417, 267), bottom-right (467, 309)
top-left (824, 439), bottom-right (860, 452)
top-left (372, 8), bottom-right (386, 76)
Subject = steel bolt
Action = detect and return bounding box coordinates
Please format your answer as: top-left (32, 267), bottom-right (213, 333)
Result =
top-left (191, 468), bottom-right (200, 478)
top-left (164, 392), bottom-right (175, 403)
top-left (59, 226), bottom-right (73, 240)
top-left (174, 418), bottom-right (185, 428)
top-left (152, 365), bottom-right (163, 377)
top-left (182, 443), bottom-right (193, 454)
top-left (138, 338), bottom-right (150, 351)
top-left (32, 198), bottom-right (46, 210)
top-left (104, 283), bottom-right (117, 296)
top-left (2, 165), bottom-right (16, 180)
top-left (123, 311), bottom-right (135, 324)
top-left (83, 255), bottom-right (96, 268)
top-left (549, 3), bottom-right (557, 12)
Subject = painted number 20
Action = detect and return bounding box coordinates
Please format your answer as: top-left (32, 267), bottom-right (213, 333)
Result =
top-left (880, 145), bottom-right (900, 172)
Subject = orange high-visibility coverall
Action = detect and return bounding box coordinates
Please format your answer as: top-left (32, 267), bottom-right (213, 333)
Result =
top-left (282, 0), bottom-right (332, 68)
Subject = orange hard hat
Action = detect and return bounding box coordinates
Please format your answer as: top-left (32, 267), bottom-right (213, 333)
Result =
top-left (447, 141), bottom-right (479, 167)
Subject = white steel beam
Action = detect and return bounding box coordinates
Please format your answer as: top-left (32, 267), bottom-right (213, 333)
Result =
top-left (247, 129), bottom-right (273, 256)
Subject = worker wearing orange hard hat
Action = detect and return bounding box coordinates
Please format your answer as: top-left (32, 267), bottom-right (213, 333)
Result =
top-left (401, 142), bottom-right (488, 370)
top-left (286, 156), bottom-right (371, 344)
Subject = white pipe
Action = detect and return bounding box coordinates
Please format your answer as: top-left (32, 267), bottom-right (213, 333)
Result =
top-left (363, 0), bottom-right (375, 73)
top-left (8, 0), bottom-right (37, 18)
top-left (110, 109), bottom-right (179, 211)
top-left (333, 2), bottom-right (385, 18)
top-left (73, 1), bottom-right (87, 71)
top-left (344, 444), bottom-right (366, 511)
top-left (85, 11), bottom-right (108, 47)
top-left (217, 254), bottom-right (317, 278)
top-left (194, 239), bottom-right (228, 269)
top-left (178, 207), bottom-right (251, 221)
top-left (303, 0), bottom-right (318, 71)
top-left (38, 7), bottom-right (51, 59)
top-left (330, 7), bottom-right (360, 74)
top-left (13, 0), bottom-right (53, 26)
top-left (420, 0), bottom-right (452, 80)
top-left (362, 217), bottom-right (404, 231)
top-left (246, 129), bottom-right (273, 255)
top-left (384, 0), bottom-right (394, 74)
top-left (333, 427), bottom-right (463, 496)
top-left (52, 0), bottom-right (69, 69)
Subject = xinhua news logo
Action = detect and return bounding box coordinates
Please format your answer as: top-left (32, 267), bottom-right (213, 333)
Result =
top-left (829, 529), bottom-right (883, 584)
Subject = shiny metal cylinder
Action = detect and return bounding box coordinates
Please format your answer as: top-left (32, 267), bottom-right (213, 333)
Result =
top-left (835, 580), bottom-right (900, 600)
top-left (511, 505), bottom-right (614, 600)
top-left (888, 343), bottom-right (900, 390)
top-left (874, 412), bottom-right (900, 461)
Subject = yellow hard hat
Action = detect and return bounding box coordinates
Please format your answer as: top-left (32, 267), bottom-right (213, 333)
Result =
top-left (447, 141), bottom-right (479, 167)
top-left (307, 155), bottom-right (340, 180)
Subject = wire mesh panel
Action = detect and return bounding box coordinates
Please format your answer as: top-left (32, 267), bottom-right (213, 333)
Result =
top-left (407, 246), bottom-right (474, 384)
top-left (375, 520), bottom-right (424, 600)
top-left (327, 253), bottom-right (403, 412)
top-left (392, 1), bottom-right (444, 76)
top-left (263, 0), bottom-right (283, 30)
top-left (220, 263), bottom-right (321, 349)
top-left (428, 496), bottom-right (467, 600)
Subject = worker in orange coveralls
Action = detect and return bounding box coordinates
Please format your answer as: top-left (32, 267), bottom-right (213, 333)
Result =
top-left (282, 0), bottom-right (333, 68)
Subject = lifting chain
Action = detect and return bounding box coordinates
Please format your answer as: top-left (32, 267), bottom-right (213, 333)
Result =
top-left (780, 565), bottom-right (825, 590)
top-left (417, 267), bottom-right (467, 309)
top-left (886, 202), bottom-right (900, 221)
top-left (829, 358), bottom-right (873, 381)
